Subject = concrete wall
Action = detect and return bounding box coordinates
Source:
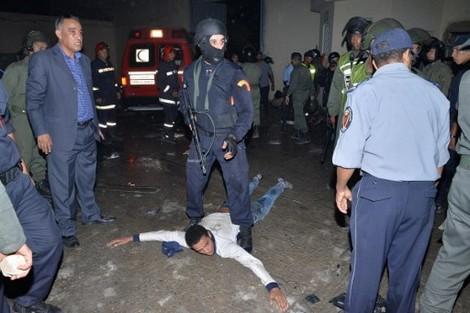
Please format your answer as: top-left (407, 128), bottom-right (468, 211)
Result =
top-left (0, 12), bottom-right (116, 65)
top-left (439, 0), bottom-right (470, 36)
top-left (263, 0), bottom-right (321, 91)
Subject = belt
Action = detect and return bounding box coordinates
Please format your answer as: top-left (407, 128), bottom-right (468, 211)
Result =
top-left (77, 119), bottom-right (93, 127)
top-left (0, 163), bottom-right (22, 185)
top-left (459, 155), bottom-right (470, 170)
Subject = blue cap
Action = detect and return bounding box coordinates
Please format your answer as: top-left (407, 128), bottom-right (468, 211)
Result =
top-left (371, 28), bottom-right (413, 56)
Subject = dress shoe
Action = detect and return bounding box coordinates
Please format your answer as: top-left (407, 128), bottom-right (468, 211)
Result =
top-left (62, 236), bottom-right (80, 248)
top-left (184, 218), bottom-right (201, 231)
top-left (237, 226), bottom-right (253, 253)
top-left (83, 216), bottom-right (116, 225)
top-left (14, 301), bottom-right (63, 313)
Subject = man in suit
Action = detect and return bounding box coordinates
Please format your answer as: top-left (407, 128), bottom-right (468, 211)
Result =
top-left (27, 15), bottom-right (115, 248)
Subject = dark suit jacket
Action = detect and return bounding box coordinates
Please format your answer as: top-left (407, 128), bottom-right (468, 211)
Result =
top-left (27, 44), bottom-right (99, 151)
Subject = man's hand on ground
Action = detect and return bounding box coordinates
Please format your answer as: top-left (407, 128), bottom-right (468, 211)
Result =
top-left (37, 134), bottom-right (53, 154)
top-left (335, 186), bottom-right (352, 214)
top-left (269, 287), bottom-right (288, 313)
top-left (107, 236), bottom-right (133, 247)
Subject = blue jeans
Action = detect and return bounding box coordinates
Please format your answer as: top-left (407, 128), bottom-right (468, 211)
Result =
top-left (249, 177), bottom-right (287, 224)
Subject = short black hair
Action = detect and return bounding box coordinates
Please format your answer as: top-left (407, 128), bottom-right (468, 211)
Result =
top-left (185, 224), bottom-right (209, 247)
top-left (372, 48), bottom-right (407, 67)
top-left (55, 14), bottom-right (80, 30)
top-left (291, 52), bottom-right (302, 61)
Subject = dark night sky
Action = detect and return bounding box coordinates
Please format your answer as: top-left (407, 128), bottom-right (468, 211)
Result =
top-left (1, 0), bottom-right (261, 54)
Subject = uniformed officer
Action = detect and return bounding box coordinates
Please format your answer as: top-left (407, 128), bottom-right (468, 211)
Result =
top-left (179, 18), bottom-right (254, 252)
top-left (420, 37), bottom-right (470, 313)
top-left (333, 28), bottom-right (449, 313)
top-left (326, 16), bottom-right (371, 136)
top-left (407, 27), bottom-right (432, 74)
top-left (241, 46), bottom-right (262, 138)
top-left (91, 41), bottom-right (121, 159)
top-left (0, 81), bottom-right (63, 313)
top-left (2, 31), bottom-right (50, 195)
top-left (286, 52), bottom-right (312, 144)
top-left (423, 37), bottom-right (453, 96)
top-left (157, 45), bottom-right (180, 144)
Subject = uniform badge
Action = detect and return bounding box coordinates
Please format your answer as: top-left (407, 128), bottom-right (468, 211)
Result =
top-left (237, 80), bottom-right (251, 92)
top-left (341, 106), bottom-right (353, 132)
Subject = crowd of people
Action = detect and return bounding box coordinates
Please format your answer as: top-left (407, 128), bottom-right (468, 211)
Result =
top-left (0, 12), bottom-right (469, 313)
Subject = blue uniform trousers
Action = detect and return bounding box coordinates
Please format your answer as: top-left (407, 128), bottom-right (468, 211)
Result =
top-left (47, 122), bottom-right (102, 237)
top-left (345, 173), bottom-right (436, 313)
top-left (1, 173), bottom-right (62, 310)
top-left (186, 135), bottom-right (253, 226)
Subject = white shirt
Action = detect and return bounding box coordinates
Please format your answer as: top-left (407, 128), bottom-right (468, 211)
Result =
top-left (138, 212), bottom-right (277, 287)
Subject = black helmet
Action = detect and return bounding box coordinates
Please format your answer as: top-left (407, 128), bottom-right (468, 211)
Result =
top-left (23, 30), bottom-right (48, 53)
top-left (194, 18), bottom-right (227, 64)
top-left (194, 18), bottom-right (227, 46)
top-left (328, 51), bottom-right (340, 63)
top-left (342, 16), bottom-right (371, 49)
top-left (425, 37), bottom-right (446, 61)
top-left (361, 18), bottom-right (404, 50)
top-left (242, 46), bottom-right (257, 63)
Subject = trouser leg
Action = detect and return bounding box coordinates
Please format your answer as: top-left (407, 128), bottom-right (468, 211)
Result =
top-left (74, 124), bottom-right (101, 224)
top-left (293, 94), bottom-right (308, 132)
top-left (5, 174), bottom-right (62, 306)
top-left (0, 282), bottom-right (10, 313)
top-left (217, 142), bottom-right (253, 226)
top-left (48, 147), bottom-right (78, 237)
top-left (185, 138), bottom-right (216, 219)
top-left (345, 176), bottom-right (402, 313)
top-left (252, 182), bottom-right (285, 224)
top-left (386, 181), bottom-right (435, 313)
top-left (420, 166), bottom-right (470, 313)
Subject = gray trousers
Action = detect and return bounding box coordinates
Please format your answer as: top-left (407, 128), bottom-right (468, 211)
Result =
top-left (48, 123), bottom-right (102, 237)
top-left (420, 159), bottom-right (470, 313)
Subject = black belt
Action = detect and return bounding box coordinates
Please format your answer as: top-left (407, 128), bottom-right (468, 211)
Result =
top-left (77, 119), bottom-right (92, 127)
top-left (0, 163), bottom-right (22, 185)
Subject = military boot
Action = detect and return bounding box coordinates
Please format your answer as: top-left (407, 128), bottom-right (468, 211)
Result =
top-left (294, 131), bottom-right (311, 145)
top-left (237, 225), bottom-right (253, 253)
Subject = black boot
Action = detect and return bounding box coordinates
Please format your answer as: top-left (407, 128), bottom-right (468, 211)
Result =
top-left (237, 225), bottom-right (253, 253)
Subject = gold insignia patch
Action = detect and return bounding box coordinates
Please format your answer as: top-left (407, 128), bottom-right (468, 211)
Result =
top-left (237, 80), bottom-right (251, 92)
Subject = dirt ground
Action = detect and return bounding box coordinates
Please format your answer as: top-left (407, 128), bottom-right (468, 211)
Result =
top-left (16, 111), bottom-right (469, 313)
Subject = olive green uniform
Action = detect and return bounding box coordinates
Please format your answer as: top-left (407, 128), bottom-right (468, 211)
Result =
top-left (326, 52), bottom-right (370, 136)
top-left (423, 60), bottom-right (453, 97)
top-left (287, 64), bottom-right (312, 132)
top-left (241, 62), bottom-right (262, 126)
top-left (420, 70), bottom-right (470, 313)
top-left (2, 56), bottom-right (46, 182)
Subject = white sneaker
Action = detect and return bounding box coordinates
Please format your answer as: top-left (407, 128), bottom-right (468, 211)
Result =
top-left (277, 178), bottom-right (293, 189)
top-left (106, 152), bottom-right (120, 160)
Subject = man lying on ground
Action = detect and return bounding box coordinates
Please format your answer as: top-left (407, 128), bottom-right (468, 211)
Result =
top-left (108, 175), bottom-right (292, 313)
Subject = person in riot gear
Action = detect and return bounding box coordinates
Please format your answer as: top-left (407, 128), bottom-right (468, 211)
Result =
top-left (241, 46), bottom-right (262, 138)
top-left (326, 16), bottom-right (372, 136)
top-left (178, 18), bottom-right (254, 253)
top-left (91, 41), bottom-right (121, 160)
top-left (423, 37), bottom-right (453, 96)
top-left (407, 27), bottom-right (432, 75)
top-left (2, 30), bottom-right (50, 197)
top-left (157, 45), bottom-right (180, 143)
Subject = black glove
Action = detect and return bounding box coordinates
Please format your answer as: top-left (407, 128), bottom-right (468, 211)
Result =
top-left (223, 134), bottom-right (238, 157)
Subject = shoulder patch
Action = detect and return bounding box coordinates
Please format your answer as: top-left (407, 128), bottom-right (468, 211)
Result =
top-left (341, 106), bottom-right (353, 133)
top-left (237, 80), bottom-right (251, 92)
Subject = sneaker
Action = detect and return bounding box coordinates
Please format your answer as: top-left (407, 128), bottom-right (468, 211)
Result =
top-left (13, 302), bottom-right (63, 313)
top-left (254, 173), bottom-right (263, 181)
top-left (278, 178), bottom-right (293, 189)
